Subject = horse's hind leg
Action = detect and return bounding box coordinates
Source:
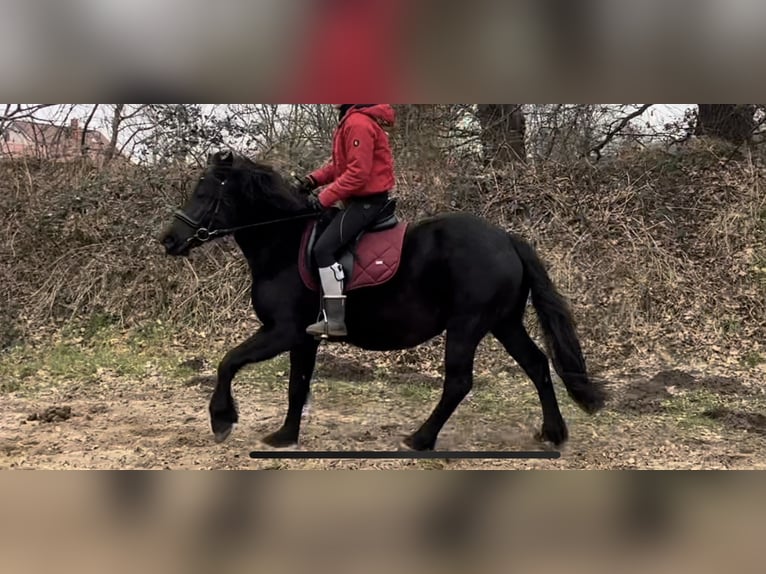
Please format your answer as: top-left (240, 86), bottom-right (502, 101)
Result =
top-left (492, 321), bottom-right (568, 446)
top-left (403, 318), bottom-right (486, 451)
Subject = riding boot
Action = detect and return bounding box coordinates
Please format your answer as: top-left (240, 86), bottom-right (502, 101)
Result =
top-left (306, 262), bottom-right (348, 338)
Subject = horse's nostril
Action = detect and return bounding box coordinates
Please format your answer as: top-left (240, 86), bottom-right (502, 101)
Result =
top-left (160, 234), bottom-right (175, 250)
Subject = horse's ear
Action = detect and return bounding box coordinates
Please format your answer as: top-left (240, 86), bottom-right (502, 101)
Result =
top-left (210, 150), bottom-right (234, 167)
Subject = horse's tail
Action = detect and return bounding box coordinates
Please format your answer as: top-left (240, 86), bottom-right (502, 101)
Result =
top-left (508, 233), bottom-right (606, 414)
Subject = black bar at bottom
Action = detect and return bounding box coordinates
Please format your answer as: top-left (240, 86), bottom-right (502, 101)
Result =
top-left (249, 451), bottom-right (561, 460)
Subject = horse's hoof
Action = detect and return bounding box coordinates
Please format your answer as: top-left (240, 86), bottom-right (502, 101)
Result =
top-left (260, 438), bottom-right (300, 452)
top-left (399, 435), bottom-right (435, 452)
top-left (260, 442), bottom-right (299, 452)
top-left (398, 440), bottom-right (416, 452)
top-left (534, 426), bottom-right (568, 448)
top-left (261, 430), bottom-right (300, 450)
top-left (213, 423), bottom-right (236, 444)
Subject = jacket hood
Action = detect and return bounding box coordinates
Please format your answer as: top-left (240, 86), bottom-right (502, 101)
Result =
top-left (345, 104), bottom-right (396, 127)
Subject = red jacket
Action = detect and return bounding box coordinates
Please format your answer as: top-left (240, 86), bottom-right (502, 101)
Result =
top-left (281, 0), bottom-right (406, 101)
top-left (310, 104), bottom-right (396, 208)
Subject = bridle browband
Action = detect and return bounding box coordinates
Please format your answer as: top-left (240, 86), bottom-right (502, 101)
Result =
top-left (173, 167), bottom-right (319, 245)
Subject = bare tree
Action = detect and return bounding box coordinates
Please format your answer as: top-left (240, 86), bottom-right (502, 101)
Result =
top-left (475, 104), bottom-right (526, 166)
top-left (104, 104), bottom-right (127, 163)
top-left (695, 105), bottom-right (756, 145)
top-left (80, 104), bottom-right (100, 156)
top-left (391, 105), bottom-right (475, 167)
top-left (524, 105), bottom-right (667, 163)
top-left (0, 104), bottom-right (57, 130)
top-left (526, 104), bottom-right (602, 162)
top-left (589, 104), bottom-right (654, 160)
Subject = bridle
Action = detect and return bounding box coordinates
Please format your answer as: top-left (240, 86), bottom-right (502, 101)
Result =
top-left (172, 174), bottom-right (319, 246)
top-left (173, 209), bottom-right (318, 245)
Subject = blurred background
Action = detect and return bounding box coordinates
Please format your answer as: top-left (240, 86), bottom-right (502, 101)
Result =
top-left (1, 0), bottom-right (765, 100)
top-left (0, 471), bottom-right (764, 574)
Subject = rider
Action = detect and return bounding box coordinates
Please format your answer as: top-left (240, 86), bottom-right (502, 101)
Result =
top-left (298, 104), bottom-right (397, 338)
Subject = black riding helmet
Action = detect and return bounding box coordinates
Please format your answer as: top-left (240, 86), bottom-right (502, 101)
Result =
top-left (338, 104), bottom-right (376, 120)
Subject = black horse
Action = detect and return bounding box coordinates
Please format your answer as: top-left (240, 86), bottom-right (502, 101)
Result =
top-left (160, 151), bottom-right (605, 451)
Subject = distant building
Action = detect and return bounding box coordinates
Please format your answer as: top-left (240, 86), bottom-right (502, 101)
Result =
top-left (0, 118), bottom-right (114, 163)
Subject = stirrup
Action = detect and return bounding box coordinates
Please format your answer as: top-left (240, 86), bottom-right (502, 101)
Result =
top-left (306, 310), bottom-right (331, 340)
top-left (306, 296), bottom-right (347, 340)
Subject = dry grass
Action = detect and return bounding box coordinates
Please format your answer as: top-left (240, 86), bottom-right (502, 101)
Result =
top-left (397, 146), bottom-right (766, 370)
top-left (1, 147), bottom-right (765, 374)
top-left (0, 159), bottom-right (253, 342)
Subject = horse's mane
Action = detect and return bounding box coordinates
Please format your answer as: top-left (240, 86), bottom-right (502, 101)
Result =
top-left (228, 154), bottom-right (308, 213)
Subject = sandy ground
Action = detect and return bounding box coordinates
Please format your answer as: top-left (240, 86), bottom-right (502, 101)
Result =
top-left (2, 340), bottom-right (766, 470)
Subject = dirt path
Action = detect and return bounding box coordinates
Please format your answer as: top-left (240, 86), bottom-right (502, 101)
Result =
top-left (2, 345), bottom-right (766, 470)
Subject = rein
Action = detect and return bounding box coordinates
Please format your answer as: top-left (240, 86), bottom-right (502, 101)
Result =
top-left (174, 210), bottom-right (319, 244)
top-left (173, 159), bottom-right (320, 245)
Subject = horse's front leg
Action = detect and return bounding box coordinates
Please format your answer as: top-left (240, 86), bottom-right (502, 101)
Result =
top-left (262, 335), bottom-right (320, 449)
top-left (210, 326), bottom-right (295, 443)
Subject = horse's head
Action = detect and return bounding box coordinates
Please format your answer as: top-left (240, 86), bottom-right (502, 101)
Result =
top-left (159, 150), bottom-right (239, 256)
top-left (160, 150), bottom-right (308, 257)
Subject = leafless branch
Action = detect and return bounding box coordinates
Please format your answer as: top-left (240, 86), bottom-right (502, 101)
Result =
top-left (81, 104), bottom-right (100, 155)
top-left (589, 104), bottom-right (654, 160)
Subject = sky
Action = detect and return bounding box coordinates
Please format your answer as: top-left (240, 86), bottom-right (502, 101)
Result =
top-left (24, 104), bottom-right (694, 128)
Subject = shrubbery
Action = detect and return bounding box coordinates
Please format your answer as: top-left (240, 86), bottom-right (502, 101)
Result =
top-left (2, 146), bottom-right (764, 368)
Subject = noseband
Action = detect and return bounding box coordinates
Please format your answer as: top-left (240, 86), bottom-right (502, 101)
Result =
top-left (173, 209), bottom-right (230, 243)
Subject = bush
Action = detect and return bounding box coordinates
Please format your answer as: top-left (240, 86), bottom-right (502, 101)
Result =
top-left (2, 148), bottom-right (764, 367)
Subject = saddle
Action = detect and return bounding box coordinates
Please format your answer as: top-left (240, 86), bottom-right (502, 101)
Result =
top-left (299, 200), bottom-right (408, 293)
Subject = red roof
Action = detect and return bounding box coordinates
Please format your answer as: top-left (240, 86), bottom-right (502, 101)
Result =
top-left (2, 118), bottom-right (112, 160)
